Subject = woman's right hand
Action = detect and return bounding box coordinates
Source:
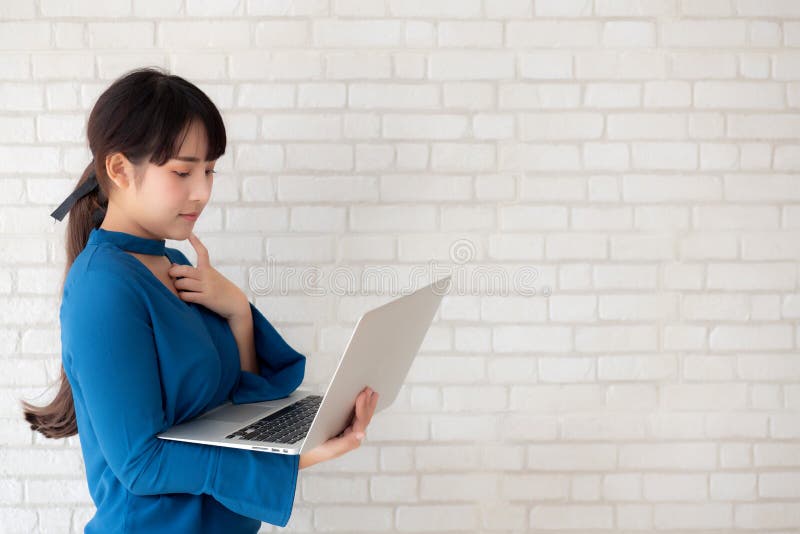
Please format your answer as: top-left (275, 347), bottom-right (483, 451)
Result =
top-left (298, 386), bottom-right (379, 470)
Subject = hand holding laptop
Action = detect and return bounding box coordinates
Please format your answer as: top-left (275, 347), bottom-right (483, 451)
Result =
top-left (298, 386), bottom-right (379, 470)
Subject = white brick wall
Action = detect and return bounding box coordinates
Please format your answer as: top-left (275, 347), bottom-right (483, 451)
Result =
top-left (2, 0), bottom-right (800, 532)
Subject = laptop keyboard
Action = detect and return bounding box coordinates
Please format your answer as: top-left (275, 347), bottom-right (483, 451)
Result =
top-left (225, 395), bottom-right (323, 444)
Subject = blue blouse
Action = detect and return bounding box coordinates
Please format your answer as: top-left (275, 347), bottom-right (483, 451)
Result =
top-left (59, 227), bottom-right (306, 533)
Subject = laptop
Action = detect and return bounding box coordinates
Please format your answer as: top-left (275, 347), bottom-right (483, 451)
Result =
top-left (157, 275), bottom-right (452, 455)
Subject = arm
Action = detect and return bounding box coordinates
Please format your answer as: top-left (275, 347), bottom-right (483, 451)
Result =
top-left (228, 304), bottom-right (260, 375)
top-left (228, 300), bottom-right (306, 405)
top-left (62, 270), bottom-right (299, 526)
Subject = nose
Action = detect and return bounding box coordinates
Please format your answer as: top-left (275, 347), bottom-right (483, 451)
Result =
top-left (189, 170), bottom-right (212, 205)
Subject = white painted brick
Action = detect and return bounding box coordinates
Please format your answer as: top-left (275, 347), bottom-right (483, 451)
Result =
top-left (484, 0), bottom-right (532, 18)
top-left (584, 142), bottom-right (630, 170)
top-left (500, 205), bottom-right (568, 230)
top-left (737, 142), bottom-right (769, 168)
top-left (775, 145), bottom-right (800, 170)
top-left (431, 143), bottom-right (494, 171)
top-left (654, 504), bottom-right (732, 529)
top-left (521, 176), bottom-right (584, 201)
top-left (689, 112), bottom-right (725, 138)
top-left (707, 263), bottom-right (796, 290)
top-left (519, 52), bottom-right (573, 79)
top-left (593, 265), bottom-right (658, 289)
top-left (662, 20), bottom-right (747, 47)
top-left (681, 0), bottom-right (732, 15)
top-left (381, 175), bottom-right (472, 202)
top-left (599, 294), bottom-right (678, 320)
top-left (500, 143), bottom-right (581, 170)
top-left (643, 81), bottom-right (691, 107)
top-left (572, 206), bottom-right (632, 229)
top-left (437, 21), bottom-right (502, 47)
top-left (740, 52), bottom-right (770, 79)
top-left (575, 325), bottom-right (658, 352)
top-left (253, 20), bottom-right (309, 47)
top-left (475, 174), bottom-right (516, 200)
top-left (493, 325), bottom-right (572, 352)
top-left (694, 206), bottom-right (779, 230)
top-left (429, 51), bottom-right (514, 80)
top-left (472, 114), bottom-right (514, 139)
top-left (598, 355), bottom-right (677, 381)
top-left (350, 205), bottom-right (437, 232)
top-left (602, 21), bottom-right (656, 47)
top-left (595, 0), bottom-right (677, 16)
top-left (584, 83), bottom-right (641, 108)
top-left (671, 52), bottom-right (737, 79)
top-left (0, 23), bottom-right (51, 50)
top-left (488, 234), bottom-right (545, 260)
top-left (442, 82), bottom-right (493, 109)
top-left (725, 174), bottom-right (800, 201)
top-left (575, 51), bottom-right (666, 79)
top-left (441, 206), bottom-right (495, 231)
top-left (500, 83), bottom-right (581, 109)
top-left (678, 233), bottom-right (739, 260)
top-left (700, 143), bottom-right (738, 170)
top-left (728, 114), bottom-right (800, 139)
top-left (545, 233), bottom-right (607, 260)
top-left (610, 234), bottom-right (675, 260)
top-left (549, 295), bottom-right (597, 322)
top-left (383, 113), bottom-right (467, 139)
top-left (88, 22), bottom-right (155, 49)
top-left (521, 113), bottom-right (603, 140)
top-left (508, 21), bottom-right (601, 47)
top-left (158, 21), bottom-right (250, 49)
top-left (261, 114), bottom-right (340, 140)
top-left (635, 206), bottom-right (690, 230)
top-left (643, 474), bottom-right (706, 501)
top-left (396, 505), bottom-right (477, 532)
top-left (623, 174), bottom-right (722, 202)
top-left (710, 325), bottom-right (793, 350)
top-left (632, 142), bottom-right (697, 170)
top-left (536, 0), bottom-right (593, 16)
top-left (738, 0), bottom-right (800, 17)
top-left (608, 113), bottom-right (686, 139)
top-left (695, 81), bottom-right (784, 109)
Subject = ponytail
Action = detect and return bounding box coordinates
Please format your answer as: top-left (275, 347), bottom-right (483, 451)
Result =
top-left (20, 161), bottom-right (107, 438)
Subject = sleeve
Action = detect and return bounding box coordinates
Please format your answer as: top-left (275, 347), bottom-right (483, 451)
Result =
top-left (61, 270), bottom-right (300, 527)
top-left (167, 246), bottom-right (306, 405)
top-left (229, 301), bottom-right (306, 405)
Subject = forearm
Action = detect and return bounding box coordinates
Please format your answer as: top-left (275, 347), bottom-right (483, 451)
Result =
top-left (228, 305), bottom-right (260, 375)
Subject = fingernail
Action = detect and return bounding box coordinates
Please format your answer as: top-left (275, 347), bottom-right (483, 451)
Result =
top-left (356, 433), bottom-right (365, 441)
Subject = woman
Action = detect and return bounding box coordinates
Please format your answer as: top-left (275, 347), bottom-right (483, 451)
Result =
top-left (21, 67), bottom-right (378, 533)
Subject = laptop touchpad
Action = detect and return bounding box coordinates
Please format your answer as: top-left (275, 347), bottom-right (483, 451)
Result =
top-left (205, 404), bottom-right (267, 423)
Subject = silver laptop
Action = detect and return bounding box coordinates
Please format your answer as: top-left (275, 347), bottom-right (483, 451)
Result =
top-left (157, 275), bottom-right (452, 455)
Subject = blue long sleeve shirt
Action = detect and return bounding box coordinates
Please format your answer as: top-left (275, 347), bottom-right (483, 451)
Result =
top-left (59, 227), bottom-right (306, 533)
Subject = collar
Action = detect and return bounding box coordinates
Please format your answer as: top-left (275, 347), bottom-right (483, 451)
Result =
top-left (88, 227), bottom-right (166, 256)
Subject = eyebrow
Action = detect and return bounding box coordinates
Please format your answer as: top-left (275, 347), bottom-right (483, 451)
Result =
top-left (173, 156), bottom-right (212, 163)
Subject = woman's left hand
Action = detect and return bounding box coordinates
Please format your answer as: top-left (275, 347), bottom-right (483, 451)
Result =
top-left (168, 232), bottom-right (249, 320)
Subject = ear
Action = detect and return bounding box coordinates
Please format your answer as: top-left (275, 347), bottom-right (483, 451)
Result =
top-left (105, 152), bottom-right (136, 190)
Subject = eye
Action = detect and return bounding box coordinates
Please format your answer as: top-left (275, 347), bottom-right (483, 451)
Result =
top-left (173, 170), bottom-right (216, 178)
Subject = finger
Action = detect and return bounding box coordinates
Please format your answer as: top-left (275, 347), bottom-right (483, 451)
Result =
top-left (177, 290), bottom-right (199, 302)
top-left (351, 389), bottom-right (370, 435)
top-left (357, 388), bottom-right (371, 421)
top-left (168, 264), bottom-right (199, 279)
top-left (188, 232), bottom-right (210, 268)
top-left (365, 391), bottom-right (379, 424)
top-left (174, 277), bottom-right (203, 293)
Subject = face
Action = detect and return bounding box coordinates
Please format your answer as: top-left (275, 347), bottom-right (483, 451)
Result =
top-left (102, 119), bottom-right (216, 241)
